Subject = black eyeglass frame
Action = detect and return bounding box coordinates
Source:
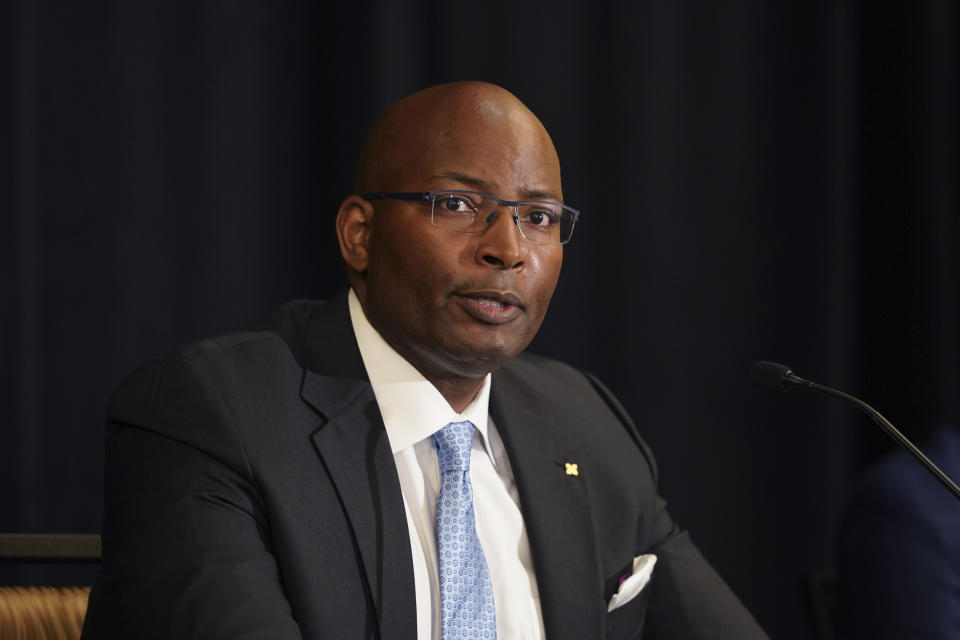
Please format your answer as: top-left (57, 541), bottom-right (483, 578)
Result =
top-left (363, 190), bottom-right (581, 245)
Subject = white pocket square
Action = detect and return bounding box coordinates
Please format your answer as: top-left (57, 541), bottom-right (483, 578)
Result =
top-left (607, 554), bottom-right (657, 612)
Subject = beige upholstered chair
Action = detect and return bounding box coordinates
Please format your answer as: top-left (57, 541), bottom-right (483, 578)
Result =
top-left (0, 586), bottom-right (91, 640)
top-left (0, 535), bottom-right (101, 640)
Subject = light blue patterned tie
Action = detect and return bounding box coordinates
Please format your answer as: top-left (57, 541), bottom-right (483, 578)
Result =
top-left (433, 421), bottom-right (497, 639)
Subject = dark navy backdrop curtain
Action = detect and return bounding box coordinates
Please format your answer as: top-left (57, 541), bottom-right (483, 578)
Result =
top-left (5, 2), bottom-right (958, 639)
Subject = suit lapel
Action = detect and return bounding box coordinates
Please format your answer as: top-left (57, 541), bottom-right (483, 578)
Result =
top-left (297, 294), bottom-right (417, 640)
top-left (491, 370), bottom-right (605, 639)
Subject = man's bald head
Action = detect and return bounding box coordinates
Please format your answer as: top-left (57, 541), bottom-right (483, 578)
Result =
top-left (354, 81), bottom-right (561, 196)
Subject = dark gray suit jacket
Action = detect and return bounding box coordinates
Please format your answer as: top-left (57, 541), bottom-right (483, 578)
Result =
top-left (82, 293), bottom-right (766, 639)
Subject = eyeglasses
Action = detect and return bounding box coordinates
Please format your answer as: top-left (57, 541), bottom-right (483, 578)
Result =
top-left (363, 190), bottom-right (580, 245)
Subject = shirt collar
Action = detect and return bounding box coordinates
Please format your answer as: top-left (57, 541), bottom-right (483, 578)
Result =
top-left (348, 289), bottom-right (492, 456)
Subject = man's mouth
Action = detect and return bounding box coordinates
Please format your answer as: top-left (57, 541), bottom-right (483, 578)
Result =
top-left (470, 297), bottom-right (508, 309)
top-left (454, 290), bottom-right (524, 324)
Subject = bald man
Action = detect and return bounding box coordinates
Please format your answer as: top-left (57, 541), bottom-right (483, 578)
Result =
top-left (82, 82), bottom-right (766, 639)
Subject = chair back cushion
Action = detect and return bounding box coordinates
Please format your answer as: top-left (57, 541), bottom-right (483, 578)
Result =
top-left (0, 586), bottom-right (91, 640)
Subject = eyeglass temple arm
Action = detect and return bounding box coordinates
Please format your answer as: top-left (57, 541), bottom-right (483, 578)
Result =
top-left (363, 192), bottom-right (432, 202)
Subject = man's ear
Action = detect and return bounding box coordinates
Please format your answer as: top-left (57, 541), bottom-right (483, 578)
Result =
top-left (336, 195), bottom-right (374, 273)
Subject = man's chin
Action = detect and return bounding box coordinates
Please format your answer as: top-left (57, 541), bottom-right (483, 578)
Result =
top-left (437, 334), bottom-right (530, 376)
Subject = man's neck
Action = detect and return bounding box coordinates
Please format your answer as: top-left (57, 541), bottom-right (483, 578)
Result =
top-left (347, 287), bottom-right (491, 416)
top-left (428, 376), bottom-right (485, 414)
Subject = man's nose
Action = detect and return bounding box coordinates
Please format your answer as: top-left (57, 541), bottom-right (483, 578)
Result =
top-left (476, 206), bottom-right (525, 269)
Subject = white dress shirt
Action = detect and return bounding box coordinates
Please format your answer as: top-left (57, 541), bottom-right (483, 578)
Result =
top-left (348, 289), bottom-right (546, 640)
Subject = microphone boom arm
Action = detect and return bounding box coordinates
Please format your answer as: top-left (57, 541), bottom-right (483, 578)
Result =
top-left (784, 370), bottom-right (960, 502)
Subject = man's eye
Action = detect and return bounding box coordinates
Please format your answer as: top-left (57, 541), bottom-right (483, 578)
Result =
top-left (440, 196), bottom-right (475, 213)
top-left (526, 209), bottom-right (556, 228)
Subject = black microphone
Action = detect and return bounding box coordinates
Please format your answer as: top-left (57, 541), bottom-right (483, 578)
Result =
top-left (752, 360), bottom-right (960, 501)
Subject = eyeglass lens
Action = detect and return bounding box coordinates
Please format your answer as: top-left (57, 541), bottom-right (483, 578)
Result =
top-left (430, 191), bottom-right (575, 245)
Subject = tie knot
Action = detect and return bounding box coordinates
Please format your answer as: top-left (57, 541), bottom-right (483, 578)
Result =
top-left (433, 421), bottom-right (476, 473)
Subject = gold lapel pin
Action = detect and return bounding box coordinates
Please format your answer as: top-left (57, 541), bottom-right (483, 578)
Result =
top-left (564, 462), bottom-right (579, 476)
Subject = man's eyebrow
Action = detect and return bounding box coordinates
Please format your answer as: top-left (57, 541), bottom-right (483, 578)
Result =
top-left (429, 172), bottom-right (561, 202)
top-left (429, 172), bottom-right (491, 191)
top-left (521, 188), bottom-right (560, 201)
